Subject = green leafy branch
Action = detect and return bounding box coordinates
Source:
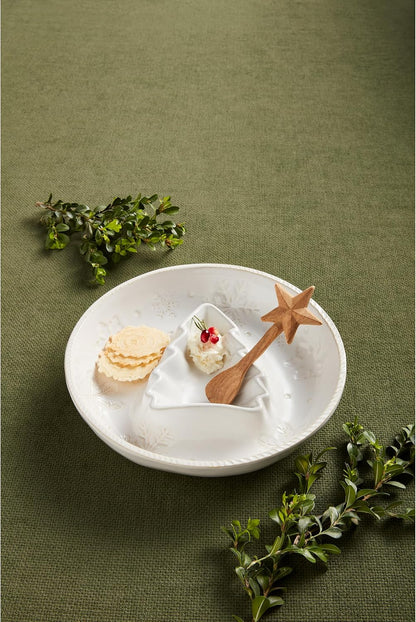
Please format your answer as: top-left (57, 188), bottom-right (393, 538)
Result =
top-left (222, 419), bottom-right (415, 622)
top-left (37, 193), bottom-right (185, 284)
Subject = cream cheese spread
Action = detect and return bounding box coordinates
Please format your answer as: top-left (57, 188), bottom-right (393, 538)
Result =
top-left (187, 323), bottom-right (226, 374)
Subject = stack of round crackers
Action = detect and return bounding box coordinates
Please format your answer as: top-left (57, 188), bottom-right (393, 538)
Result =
top-left (97, 325), bottom-right (170, 382)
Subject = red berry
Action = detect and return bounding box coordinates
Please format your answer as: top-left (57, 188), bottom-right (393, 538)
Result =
top-left (200, 330), bottom-right (210, 343)
top-left (208, 326), bottom-right (217, 334)
top-left (210, 334), bottom-right (219, 344)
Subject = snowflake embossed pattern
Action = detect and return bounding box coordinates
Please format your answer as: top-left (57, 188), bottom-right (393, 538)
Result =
top-left (209, 280), bottom-right (261, 326)
top-left (283, 338), bottom-right (324, 381)
top-left (126, 424), bottom-right (174, 452)
top-left (258, 423), bottom-right (291, 449)
top-left (96, 315), bottom-right (124, 347)
top-left (152, 293), bottom-right (178, 319)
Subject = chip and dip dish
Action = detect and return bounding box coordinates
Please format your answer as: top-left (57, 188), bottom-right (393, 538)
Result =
top-left (65, 264), bottom-right (346, 476)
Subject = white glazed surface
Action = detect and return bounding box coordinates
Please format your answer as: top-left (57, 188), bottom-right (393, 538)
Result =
top-left (64, 264), bottom-right (347, 476)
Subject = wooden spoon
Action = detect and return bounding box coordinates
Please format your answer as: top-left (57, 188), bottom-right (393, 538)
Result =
top-left (205, 283), bottom-right (322, 405)
top-left (205, 323), bottom-right (283, 404)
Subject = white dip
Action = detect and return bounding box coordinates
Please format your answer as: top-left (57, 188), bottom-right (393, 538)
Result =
top-left (187, 325), bottom-right (226, 374)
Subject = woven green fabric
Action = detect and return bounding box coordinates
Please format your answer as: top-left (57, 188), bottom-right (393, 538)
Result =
top-left (2, 0), bottom-right (414, 621)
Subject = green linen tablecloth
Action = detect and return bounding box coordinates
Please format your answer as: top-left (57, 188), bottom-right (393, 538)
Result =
top-left (2, 1), bottom-right (414, 620)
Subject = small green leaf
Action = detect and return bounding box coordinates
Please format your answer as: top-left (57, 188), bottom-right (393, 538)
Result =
top-left (247, 518), bottom-right (260, 532)
top-left (54, 232), bottom-right (70, 249)
top-left (362, 430), bottom-right (377, 444)
top-left (251, 595), bottom-right (283, 621)
top-left (295, 455), bottom-right (310, 474)
top-left (248, 578), bottom-right (261, 597)
top-left (247, 518), bottom-right (261, 539)
top-left (322, 506), bottom-right (339, 524)
top-left (267, 595), bottom-right (284, 608)
top-left (319, 543), bottom-right (341, 555)
top-left (347, 442), bottom-right (359, 460)
top-left (324, 527), bottom-right (343, 539)
top-left (373, 459), bottom-right (384, 485)
top-left (55, 222), bottom-right (70, 232)
top-left (385, 480), bottom-right (406, 489)
top-left (90, 251), bottom-right (108, 265)
top-left (256, 574), bottom-right (270, 592)
top-left (298, 517), bottom-right (312, 534)
top-left (344, 484), bottom-right (357, 508)
top-left (342, 423), bottom-right (352, 436)
top-left (385, 464), bottom-right (405, 477)
top-left (311, 461), bottom-right (327, 474)
top-left (106, 219), bottom-right (122, 232)
top-left (269, 535), bottom-right (283, 554)
top-left (309, 547), bottom-right (328, 563)
top-left (44, 234), bottom-right (55, 249)
top-left (298, 548), bottom-right (316, 563)
top-left (268, 508), bottom-right (281, 525)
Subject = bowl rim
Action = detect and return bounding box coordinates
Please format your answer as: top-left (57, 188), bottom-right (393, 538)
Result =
top-left (65, 263), bottom-right (347, 471)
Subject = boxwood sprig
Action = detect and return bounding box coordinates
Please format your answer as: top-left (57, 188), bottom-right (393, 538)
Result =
top-left (37, 193), bottom-right (185, 284)
top-left (222, 419), bottom-right (415, 622)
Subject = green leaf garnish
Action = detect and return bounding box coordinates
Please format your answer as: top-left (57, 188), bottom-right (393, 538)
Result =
top-left (37, 193), bottom-right (185, 284)
top-left (223, 419), bottom-right (415, 621)
top-left (192, 315), bottom-right (207, 332)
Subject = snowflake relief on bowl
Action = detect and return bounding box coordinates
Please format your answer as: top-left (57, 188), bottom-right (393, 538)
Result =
top-left (283, 335), bottom-right (324, 381)
top-left (151, 292), bottom-right (178, 319)
top-left (89, 368), bottom-right (139, 437)
top-left (96, 314), bottom-right (124, 347)
top-left (207, 280), bottom-right (261, 328)
top-left (125, 423), bottom-right (174, 452)
top-left (258, 422), bottom-right (293, 449)
top-left (95, 393), bottom-right (125, 414)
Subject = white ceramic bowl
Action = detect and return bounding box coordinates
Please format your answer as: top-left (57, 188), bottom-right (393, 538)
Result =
top-left (65, 264), bottom-right (347, 476)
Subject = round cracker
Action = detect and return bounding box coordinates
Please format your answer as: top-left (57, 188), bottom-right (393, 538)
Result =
top-left (106, 326), bottom-right (170, 358)
top-left (97, 350), bottom-right (159, 382)
top-left (104, 347), bottom-right (163, 367)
